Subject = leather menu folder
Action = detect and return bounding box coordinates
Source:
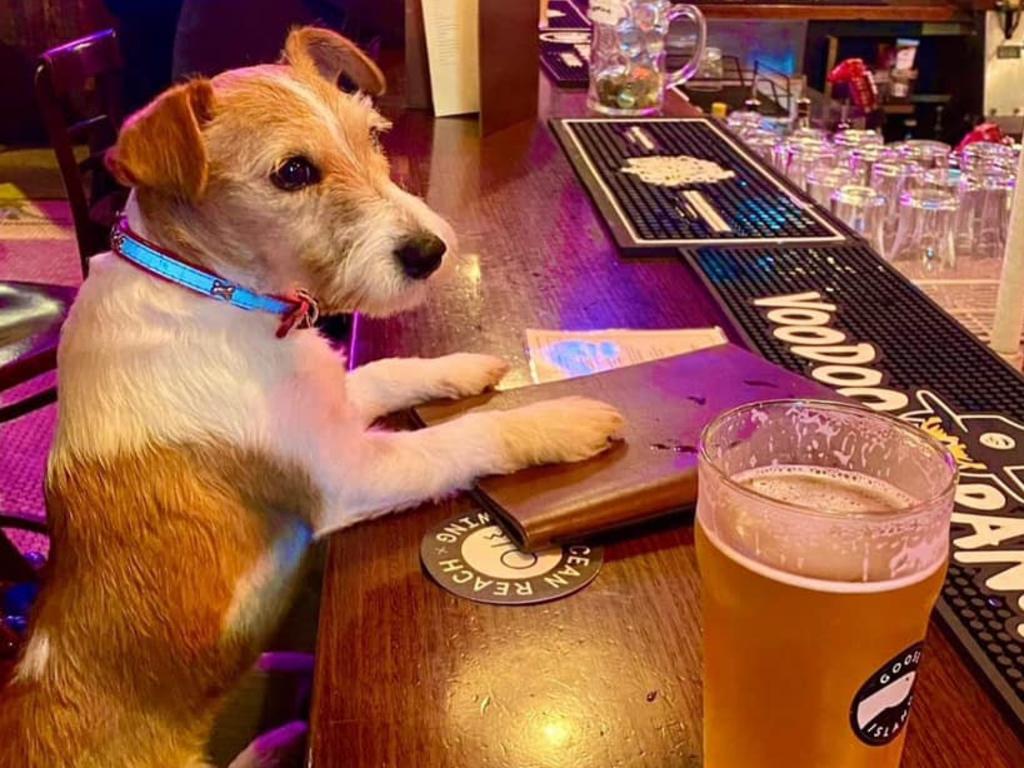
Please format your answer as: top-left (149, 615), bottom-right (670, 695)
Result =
top-left (413, 344), bottom-right (843, 551)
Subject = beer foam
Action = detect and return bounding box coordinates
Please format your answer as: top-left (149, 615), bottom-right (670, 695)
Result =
top-left (735, 465), bottom-right (918, 516)
top-left (701, 465), bottom-right (947, 593)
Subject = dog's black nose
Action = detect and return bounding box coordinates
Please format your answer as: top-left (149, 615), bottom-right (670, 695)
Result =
top-left (395, 234), bottom-right (446, 280)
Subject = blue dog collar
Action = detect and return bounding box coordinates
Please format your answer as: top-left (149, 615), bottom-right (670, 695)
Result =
top-left (110, 219), bottom-right (318, 338)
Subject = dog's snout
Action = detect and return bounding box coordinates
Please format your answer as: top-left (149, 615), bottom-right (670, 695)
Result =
top-left (395, 233), bottom-right (446, 280)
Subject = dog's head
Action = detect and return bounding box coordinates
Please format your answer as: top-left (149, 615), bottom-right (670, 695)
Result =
top-left (107, 27), bottom-right (454, 317)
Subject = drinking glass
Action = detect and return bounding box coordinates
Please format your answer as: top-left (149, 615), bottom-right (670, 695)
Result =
top-left (871, 161), bottom-right (924, 255)
top-left (689, 45), bottom-right (723, 92)
top-left (959, 141), bottom-right (1017, 177)
top-left (777, 138), bottom-right (838, 191)
top-left (726, 109), bottom-right (762, 138)
top-left (832, 128), bottom-right (883, 150)
top-left (791, 126), bottom-right (829, 142)
top-left (894, 139), bottom-right (952, 169)
top-left (843, 144), bottom-right (898, 185)
top-left (957, 169), bottom-right (1016, 261)
top-left (770, 142), bottom-right (786, 173)
top-left (923, 167), bottom-right (975, 260)
top-left (806, 166), bottom-right (853, 207)
top-left (921, 166), bottom-right (963, 192)
top-left (889, 188), bottom-right (959, 271)
top-left (743, 129), bottom-right (778, 162)
top-left (587, 0), bottom-right (707, 115)
top-left (830, 185), bottom-right (886, 254)
top-left (698, 400), bottom-right (956, 768)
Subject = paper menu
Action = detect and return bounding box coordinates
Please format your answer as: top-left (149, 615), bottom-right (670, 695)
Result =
top-left (526, 327), bottom-right (728, 384)
top-left (421, 0), bottom-right (480, 117)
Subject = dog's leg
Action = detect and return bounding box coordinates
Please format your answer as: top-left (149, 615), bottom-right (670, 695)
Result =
top-left (346, 354), bottom-right (509, 423)
top-left (315, 395), bottom-right (623, 534)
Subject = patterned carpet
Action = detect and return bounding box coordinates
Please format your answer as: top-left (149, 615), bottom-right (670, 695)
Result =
top-left (0, 147), bottom-right (83, 557)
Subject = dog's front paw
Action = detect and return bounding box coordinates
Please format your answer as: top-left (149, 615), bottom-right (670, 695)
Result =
top-left (503, 396), bottom-right (625, 467)
top-left (436, 353), bottom-right (510, 398)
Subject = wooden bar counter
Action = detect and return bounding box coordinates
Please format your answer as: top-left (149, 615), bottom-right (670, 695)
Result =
top-left (308, 80), bottom-right (1024, 766)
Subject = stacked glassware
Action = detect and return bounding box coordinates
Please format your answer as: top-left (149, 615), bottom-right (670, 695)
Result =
top-left (725, 114), bottom-right (1018, 271)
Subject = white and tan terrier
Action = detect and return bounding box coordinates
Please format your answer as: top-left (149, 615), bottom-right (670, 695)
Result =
top-left (1, 27), bottom-right (623, 768)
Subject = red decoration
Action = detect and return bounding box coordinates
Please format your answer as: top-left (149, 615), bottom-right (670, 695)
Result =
top-left (828, 58), bottom-right (879, 113)
top-left (956, 123), bottom-right (1010, 153)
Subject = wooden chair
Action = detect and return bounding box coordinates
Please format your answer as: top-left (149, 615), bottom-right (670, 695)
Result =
top-left (1, 28), bottom-right (125, 484)
top-left (0, 29), bottom-right (125, 641)
top-left (0, 279), bottom-right (74, 413)
top-left (34, 28), bottom-right (127, 275)
top-left (0, 279), bottom-right (73, 575)
top-left (0, 280), bottom-right (67, 589)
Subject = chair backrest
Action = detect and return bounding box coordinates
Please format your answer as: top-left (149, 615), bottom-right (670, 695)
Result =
top-left (34, 29), bottom-right (126, 276)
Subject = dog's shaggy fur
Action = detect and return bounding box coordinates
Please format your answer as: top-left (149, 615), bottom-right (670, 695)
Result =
top-left (0, 28), bottom-right (622, 768)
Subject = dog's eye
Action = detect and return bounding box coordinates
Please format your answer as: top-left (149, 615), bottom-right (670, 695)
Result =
top-left (270, 156), bottom-right (321, 191)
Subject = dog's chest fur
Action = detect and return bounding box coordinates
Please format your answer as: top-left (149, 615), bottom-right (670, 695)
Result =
top-left (48, 250), bottom-right (359, 508)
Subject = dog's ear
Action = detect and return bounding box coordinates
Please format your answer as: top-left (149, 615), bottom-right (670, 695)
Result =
top-left (106, 79), bottom-right (214, 202)
top-left (284, 27), bottom-right (387, 97)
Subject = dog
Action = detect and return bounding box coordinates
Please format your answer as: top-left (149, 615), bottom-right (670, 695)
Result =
top-left (0, 27), bottom-right (623, 768)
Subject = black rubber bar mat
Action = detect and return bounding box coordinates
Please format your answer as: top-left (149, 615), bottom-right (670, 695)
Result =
top-left (540, 33), bottom-right (590, 89)
top-left (687, 242), bottom-right (1024, 730)
top-left (540, 0), bottom-right (590, 29)
top-left (551, 118), bottom-right (851, 254)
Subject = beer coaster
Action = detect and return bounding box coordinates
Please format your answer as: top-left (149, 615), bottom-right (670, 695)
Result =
top-left (687, 242), bottom-right (1024, 730)
top-left (551, 117), bottom-right (852, 255)
top-left (420, 510), bottom-right (603, 605)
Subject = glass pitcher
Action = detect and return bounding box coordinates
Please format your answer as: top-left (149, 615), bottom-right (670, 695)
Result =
top-left (587, 0), bottom-right (707, 116)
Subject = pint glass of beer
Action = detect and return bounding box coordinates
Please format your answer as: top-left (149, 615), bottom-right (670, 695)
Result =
top-left (697, 400), bottom-right (956, 768)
